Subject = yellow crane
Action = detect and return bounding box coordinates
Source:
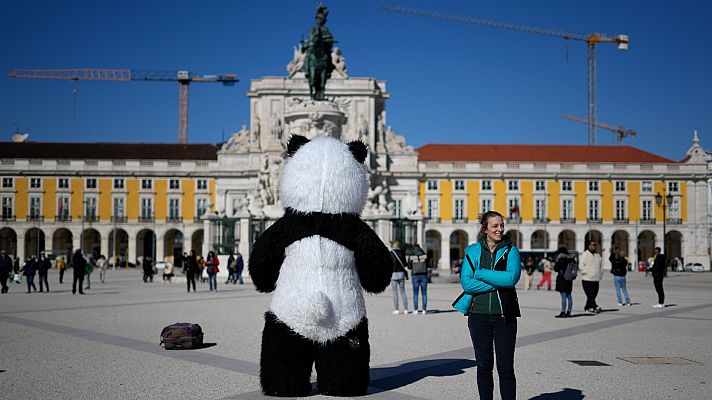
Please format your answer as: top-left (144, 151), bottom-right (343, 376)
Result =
top-left (380, 5), bottom-right (629, 145)
top-left (562, 113), bottom-right (636, 144)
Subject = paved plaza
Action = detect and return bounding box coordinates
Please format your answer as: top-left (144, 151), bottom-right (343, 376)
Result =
top-left (1, 268), bottom-right (710, 399)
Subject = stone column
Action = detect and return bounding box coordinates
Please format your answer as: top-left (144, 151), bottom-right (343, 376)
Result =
top-left (416, 219), bottom-right (424, 248)
top-left (127, 231), bottom-right (137, 267)
top-left (376, 218), bottom-right (392, 246)
top-left (238, 214), bottom-right (251, 265)
top-left (100, 236), bottom-right (109, 259)
top-left (600, 234), bottom-right (611, 270)
top-left (72, 231), bottom-right (81, 256)
top-left (155, 231), bottom-right (165, 262)
top-left (440, 233), bottom-right (451, 272)
top-left (628, 235), bottom-right (638, 267)
top-left (16, 236), bottom-right (25, 262)
top-left (202, 218), bottom-right (211, 257)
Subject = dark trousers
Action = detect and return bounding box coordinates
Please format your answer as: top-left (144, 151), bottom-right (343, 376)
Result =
top-left (468, 314), bottom-right (517, 400)
top-left (26, 275), bottom-right (36, 292)
top-left (186, 272), bottom-right (196, 292)
top-left (59, 269), bottom-right (65, 283)
top-left (72, 274), bottom-right (85, 294)
top-left (582, 280), bottom-right (600, 310)
top-left (1, 272), bottom-right (8, 293)
top-left (38, 273), bottom-right (49, 292)
top-left (653, 275), bottom-right (665, 304)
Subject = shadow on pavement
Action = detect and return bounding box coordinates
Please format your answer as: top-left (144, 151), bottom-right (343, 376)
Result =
top-left (597, 309), bottom-right (619, 313)
top-left (529, 387), bottom-right (585, 399)
top-left (201, 342), bottom-right (217, 349)
top-left (369, 358), bottom-right (475, 392)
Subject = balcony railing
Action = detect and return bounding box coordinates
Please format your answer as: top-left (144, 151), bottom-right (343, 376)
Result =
top-left (111, 216), bottom-right (127, 223)
top-left (55, 215), bottom-right (72, 222)
top-left (28, 215), bottom-right (44, 222)
top-left (84, 215), bottom-right (99, 222)
top-left (507, 216), bottom-right (521, 224)
top-left (559, 217), bottom-right (576, 224)
top-left (453, 217), bottom-right (468, 224)
top-left (1, 215), bottom-right (15, 222)
top-left (533, 218), bottom-right (550, 224)
top-left (614, 218), bottom-right (629, 224)
top-left (166, 216), bottom-right (183, 223)
top-left (639, 218), bottom-right (656, 224)
top-left (139, 216), bottom-right (155, 223)
top-left (587, 218), bottom-right (602, 224)
top-left (425, 216), bottom-right (441, 223)
top-left (667, 218), bottom-right (682, 224)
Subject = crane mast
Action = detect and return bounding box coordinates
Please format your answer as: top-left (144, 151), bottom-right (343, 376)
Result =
top-left (9, 68), bottom-right (238, 144)
top-left (380, 5), bottom-right (629, 145)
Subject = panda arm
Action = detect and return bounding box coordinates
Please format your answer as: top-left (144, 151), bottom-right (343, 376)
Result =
top-left (352, 221), bottom-right (393, 293)
top-left (248, 213), bottom-right (316, 293)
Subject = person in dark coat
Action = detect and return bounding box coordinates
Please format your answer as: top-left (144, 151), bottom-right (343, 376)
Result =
top-left (142, 256), bottom-right (154, 283)
top-left (0, 250), bottom-right (11, 294)
top-left (185, 250), bottom-right (197, 292)
top-left (609, 247), bottom-right (631, 306)
top-left (71, 249), bottom-right (86, 295)
top-left (651, 247), bottom-right (666, 308)
top-left (554, 247), bottom-right (574, 318)
top-left (235, 251), bottom-right (244, 284)
top-left (37, 252), bottom-right (51, 292)
top-left (21, 257), bottom-right (38, 293)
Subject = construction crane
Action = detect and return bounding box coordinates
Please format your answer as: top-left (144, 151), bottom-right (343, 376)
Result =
top-left (380, 5), bottom-right (629, 145)
top-left (9, 68), bottom-right (238, 144)
top-left (562, 113), bottom-right (636, 144)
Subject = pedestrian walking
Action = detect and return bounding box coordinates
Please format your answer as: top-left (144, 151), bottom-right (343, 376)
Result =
top-left (410, 254), bottom-right (428, 314)
top-left (390, 240), bottom-right (410, 314)
top-left (651, 247), bottom-right (666, 308)
top-left (523, 256), bottom-right (536, 290)
top-left (84, 257), bottom-right (94, 290)
top-left (456, 211), bottom-right (521, 400)
top-left (37, 252), bottom-right (51, 292)
top-left (163, 261), bottom-right (174, 283)
top-left (57, 256), bottom-right (67, 283)
top-left (142, 256), bottom-right (154, 283)
top-left (554, 247), bottom-right (576, 318)
top-left (21, 257), bottom-right (38, 293)
top-left (536, 256), bottom-right (552, 290)
top-left (185, 250), bottom-right (197, 292)
top-left (609, 247), bottom-right (632, 306)
top-left (226, 253), bottom-right (236, 284)
top-left (0, 250), bottom-right (11, 294)
top-left (71, 249), bottom-right (85, 295)
top-left (198, 256), bottom-right (206, 283)
top-left (579, 239), bottom-right (603, 313)
top-left (206, 251), bottom-right (219, 292)
top-left (96, 255), bottom-right (107, 283)
top-left (235, 251), bottom-right (244, 284)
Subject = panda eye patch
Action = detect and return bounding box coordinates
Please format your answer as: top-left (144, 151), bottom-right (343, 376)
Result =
top-left (286, 134), bottom-right (311, 157)
top-left (348, 140), bottom-right (368, 163)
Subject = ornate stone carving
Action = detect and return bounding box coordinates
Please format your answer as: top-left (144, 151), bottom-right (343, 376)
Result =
top-left (385, 125), bottom-right (415, 154)
top-left (331, 47), bottom-right (348, 78)
top-left (364, 178), bottom-right (395, 216)
top-left (257, 154), bottom-right (283, 206)
top-left (221, 125), bottom-right (251, 152)
top-left (287, 44), bottom-right (305, 78)
top-left (270, 114), bottom-right (283, 141)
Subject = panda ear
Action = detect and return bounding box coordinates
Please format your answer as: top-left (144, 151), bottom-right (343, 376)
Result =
top-left (286, 135), bottom-right (310, 157)
top-left (348, 140), bottom-right (368, 164)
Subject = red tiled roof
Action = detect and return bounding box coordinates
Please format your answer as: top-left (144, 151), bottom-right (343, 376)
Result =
top-left (416, 144), bottom-right (675, 163)
top-left (0, 142), bottom-right (218, 160)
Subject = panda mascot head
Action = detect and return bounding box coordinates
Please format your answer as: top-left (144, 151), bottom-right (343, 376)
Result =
top-left (249, 135), bottom-right (392, 397)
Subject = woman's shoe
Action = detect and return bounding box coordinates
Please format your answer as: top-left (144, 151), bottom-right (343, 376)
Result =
top-left (565, 311), bottom-right (572, 318)
top-left (555, 312), bottom-right (566, 318)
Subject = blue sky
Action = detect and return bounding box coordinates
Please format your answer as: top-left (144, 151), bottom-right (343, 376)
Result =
top-left (1, 0), bottom-right (710, 160)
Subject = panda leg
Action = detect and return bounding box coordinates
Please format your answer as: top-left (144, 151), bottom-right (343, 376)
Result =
top-left (260, 312), bottom-right (315, 397)
top-left (315, 318), bottom-right (371, 396)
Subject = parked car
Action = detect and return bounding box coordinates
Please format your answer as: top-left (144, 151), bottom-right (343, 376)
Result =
top-left (683, 262), bottom-right (705, 272)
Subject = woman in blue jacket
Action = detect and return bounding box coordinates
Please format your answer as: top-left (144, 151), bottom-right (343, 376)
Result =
top-left (457, 210), bottom-right (521, 400)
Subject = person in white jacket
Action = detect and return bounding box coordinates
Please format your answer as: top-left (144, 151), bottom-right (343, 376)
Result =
top-left (579, 240), bottom-right (603, 313)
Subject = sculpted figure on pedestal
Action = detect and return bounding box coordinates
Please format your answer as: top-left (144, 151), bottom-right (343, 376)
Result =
top-left (302, 4), bottom-right (336, 101)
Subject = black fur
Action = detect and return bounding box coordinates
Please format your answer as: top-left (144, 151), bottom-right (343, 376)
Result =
top-left (347, 140), bottom-right (368, 163)
top-left (286, 134), bottom-right (310, 157)
top-left (260, 311), bottom-right (371, 396)
top-left (248, 208), bottom-right (392, 294)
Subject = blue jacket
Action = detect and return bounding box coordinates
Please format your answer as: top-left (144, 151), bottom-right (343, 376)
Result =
top-left (454, 242), bottom-right (521, 317)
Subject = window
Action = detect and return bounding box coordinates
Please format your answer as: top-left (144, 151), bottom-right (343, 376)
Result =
top-left (427, 199), bottom-right (439, 219)
top-left (642, 200), bottom-right (653, 221)
top-left (394, 199), bottom-right (402, 217)
top-left (589, 200), bottom-right (600, 221)
top-left (141, 198), bottom-right (153, 219)
top-left (197, 179), bottom-right (208, 190)
top-left (561, 180), bottom-right (572, 191)
top-left (2, 178), bottom-right (12, 188)
top-left (480, 199), bottom-right (492, 215)
top-left (535, 180), bottom-right (546, 191)
top-left (561, 199), bottom-right (573, 221)
top-left (57, 196), bottom-right (70, 220)
top-left (196, 198), bottom-right (208, 218)
top-left (481, 180), bottom-right (492, 191)
top-left (141, 179), bottom-right (152, 190)
top-left (169, 179), bottom-right (180, 190)
top-left (169, 198), bottom-right (180, 220)
top-left (535, 199), bottom-right (547, 221)
top-left (615, 181), bottom-right (626, 192)
top-left (641, 181), bottom-right (653, 192)
top-left (454, 180), bottom-right (465, 191)
top-left (454, 199), bottom-right (465, 220)
top-left (508, 198), bottom-right (520, 219)
top-left (58, 178), bottom-right (69, 189)
top-left (114, 178), bottom-right (125, 189)
top-left (86, 178), bottom-right (97, 189)
top-left (29, 196), bottom-right (41, 219)
top-left (588, 181), bottom-right (599, 192)
top-left (668, 181), bottom-right (679, 193)
top-left (426, 180), bottom-right (438, 191)
top-left (113, 197), bottom-right (125, 219)
top-left (2, 196), bottom-right (13, 218)
top-left (508, 180), bottom-right (519, 191)
top-left (669, 198), bottom-right (680, 220)
top-left (85, 197), bottom-right (97, 220)
top-left (30, 178), bottom-right (41, 189)
top-left (615, 200), bottom-right (626, 220)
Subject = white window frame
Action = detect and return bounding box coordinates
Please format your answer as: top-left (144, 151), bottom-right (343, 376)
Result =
top-left (426, 180), bottom-right (438, 191)
top-left (86, 178), bottom-right (97, 190)
top-left (394, 199), bottom-right (402, 217)
top-left (641, 181), bottom-right (653, 193)
top-left (140, 197), bottom-right (154, 220)
top-left (56, 195), bottom-right (71, 220)
top-left (480, 198), bottom-right (492, 216)
top-left (169, 179), bottom-right (181, 190)
top-left (2, 195), bottom-right (14, 218)
top-left (588, 181), bottom-right (599, 192)
top-left (507, 197), bottom-right (520, 220)
top-left (561, 199), bottom-right (573, 221)
top-left (197, 179), bottom-right (208, 191)
top-left (29, 195), bottom-right (42, 219)
top-left (113, 197), bottom-right (125, 220)
top-left (561, 180), bottom-right (572, 192)
top-left (589, 199), bottom-right (600, 221)
top-left (535, 199), bottom-right (547, 221)
top-left (454, 180), bottom-right (465, 191)
top-left (427, 198), bottom-right (439, 219)
top-left (114, 178), bottom-right (125, 190)
top-left (641, 199), bottom-right (653, 221)
top-left (615, 181), bottom-right (626, 192)
top-left (30, 178), bottom-right (42, 189)
top-left (668, 181), bottom-right (679, 193)
top-left (141, 179), bottom-right (153, 190)
top-left (57, 178), bottom-right (70, 189)
top-left (481, 180), bottom-right (492, 191)
top-left (615, 199), bottom-right (627, 220)
top-left (508, 180), bottom-right (519, 191)
top-left (535, 180), bottom-right (546, 192)
top-left (84, 196), bottom-right (98, 220)
top-left (2, 177), bottom-right (13, 189)
top-left (168, 197), bottom-right (181, 220)
top-left (196, 197), bottom-right (208, 219)
top-left (454, 198), bottom-right (465, 220)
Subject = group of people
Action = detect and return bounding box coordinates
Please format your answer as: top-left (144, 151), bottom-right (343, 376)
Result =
top-left (390, 241), bottom-right (430, 315)
top-left (177, 250), bottom-right (244, 293)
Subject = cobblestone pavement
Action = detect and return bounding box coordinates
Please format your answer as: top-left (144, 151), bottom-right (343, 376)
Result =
top-left (1, 268), bottom-right (710, 399)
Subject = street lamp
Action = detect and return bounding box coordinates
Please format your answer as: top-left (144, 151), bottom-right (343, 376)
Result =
top-left (655, 190), bottom-right (673, 260)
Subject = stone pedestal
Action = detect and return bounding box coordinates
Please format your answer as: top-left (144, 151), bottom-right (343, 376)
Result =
top-left (284, 100), bottom-right (347, 140)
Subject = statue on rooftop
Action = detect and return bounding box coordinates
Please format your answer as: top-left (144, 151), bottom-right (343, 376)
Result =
top-left (302, 4), bottom-right (336, 101)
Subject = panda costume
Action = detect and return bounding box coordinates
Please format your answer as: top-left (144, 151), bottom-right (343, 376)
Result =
top-left (249, 135), bottom-right (392, 397)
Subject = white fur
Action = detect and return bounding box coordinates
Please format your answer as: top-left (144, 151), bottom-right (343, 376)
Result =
top-left (280, 136), bottom-right (368, 215)
top-left (271, 136), bottom-right (369, 343)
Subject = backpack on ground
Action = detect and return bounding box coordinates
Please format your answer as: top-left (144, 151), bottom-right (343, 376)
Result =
top-left (160, 322), bottom-right (204, 350)
top-left (563, 259), bottom-right (578, 281)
